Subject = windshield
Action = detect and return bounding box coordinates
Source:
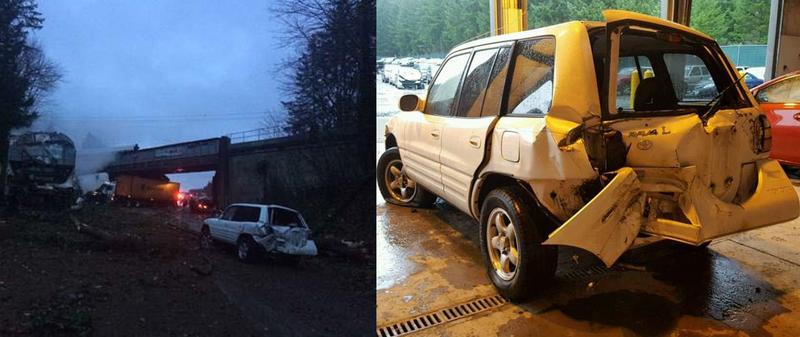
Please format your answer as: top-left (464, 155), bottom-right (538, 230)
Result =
top-left (591, 27), bottom-right (749, 117)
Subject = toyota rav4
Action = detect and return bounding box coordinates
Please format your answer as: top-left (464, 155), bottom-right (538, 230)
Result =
top-left (377, 10), bottom-right (799, 302)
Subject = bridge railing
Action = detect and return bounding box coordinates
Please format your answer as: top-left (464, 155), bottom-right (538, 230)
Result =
top-left (227, 126), bottom-right (290, 144)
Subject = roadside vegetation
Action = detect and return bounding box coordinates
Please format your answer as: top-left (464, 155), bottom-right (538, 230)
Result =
top-left (377, 0), bottom-right (770, 57)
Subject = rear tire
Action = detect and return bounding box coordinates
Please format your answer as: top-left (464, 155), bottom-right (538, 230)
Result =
top-left (377, 147), bottom-right (436, 208)
top-left (684, 241), bottom-right (711, 250)
top-left (237, 236), bottom-right (261, 263)
top-left (480, 186), bottom-right (557, 302)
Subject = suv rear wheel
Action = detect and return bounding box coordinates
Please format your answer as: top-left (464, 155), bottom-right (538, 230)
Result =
top-left (480, 186), bottom-right (557, 302)
top-left (377, 147), bottom-right (436, 208)
top-left (237, 236), bottom-right (260, 263)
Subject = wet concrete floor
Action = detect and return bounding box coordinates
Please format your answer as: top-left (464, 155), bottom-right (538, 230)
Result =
top-left (376, 150), bottom-right (800, 336)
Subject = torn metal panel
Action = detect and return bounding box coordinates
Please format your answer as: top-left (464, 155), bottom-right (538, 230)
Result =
top-left (529, 179), bottom-right (597, 222)
top-left (253, 227), bottom-right (318, 256)
top-left (543, 167), bottom-right (643, 267)
top-left (632, 160), bottom-right (798, 244)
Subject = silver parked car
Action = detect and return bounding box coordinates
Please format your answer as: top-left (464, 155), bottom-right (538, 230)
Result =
top-left (200, 203), bottom-right (318, 262)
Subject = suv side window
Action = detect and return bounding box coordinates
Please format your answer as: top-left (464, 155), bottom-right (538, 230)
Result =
top-left (221, 206), bottom-right (238, 220)
top-left (481, 47), bottom-right (512, 117)
top-left (506, 37), bottom-right (555, 115)
top-left (232, 206), bottom-right (261, 222)
top-left (425, 53), bottom-right (469, 116)
top-left (455, 48), bottom-right (498, 118)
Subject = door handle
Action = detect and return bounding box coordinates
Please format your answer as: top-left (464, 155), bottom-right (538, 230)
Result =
top-left (469, 136), bottom-right (481, 148)
top-left (794, 112), bottom-right (800, 121)
top-left (430, 130), bottom-right (440, 138)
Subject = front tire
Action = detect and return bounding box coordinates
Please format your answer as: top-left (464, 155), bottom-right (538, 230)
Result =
top-left (480, 186), bottom-right (557, 302)
top-left (199, 226), bottom-right (212, 250)
top-left (377, 147), bottom-right (436, 208)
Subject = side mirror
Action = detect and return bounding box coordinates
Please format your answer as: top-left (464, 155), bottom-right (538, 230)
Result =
top-left (399, 94), bottom-right (422, 112)
top-left (212, 210), bottom-right (222, 218)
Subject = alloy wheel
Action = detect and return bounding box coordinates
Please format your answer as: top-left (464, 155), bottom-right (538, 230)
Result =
top-left (384, 159), bottom-right (416, 203)
top-left (486, 208), bottom-right (520, 281)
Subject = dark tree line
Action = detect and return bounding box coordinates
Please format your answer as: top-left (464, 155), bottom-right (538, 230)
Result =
top-left (0, 0), bottom-right (61, 199)
top-left (377, 0), bottom-right (770, 57)
top-left (276, 0), bottom-right (374, 141)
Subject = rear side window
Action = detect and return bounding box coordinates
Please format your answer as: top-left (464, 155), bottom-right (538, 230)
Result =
top-left (232, 206), bottom-right (261, 222)
top-left (425, 53), bottom-right (469, 116)
top-left (615, 55), bottom-right (653, 110)
top-left (271, 208), bottom-right (303, 227)
top-left (456, 48), bottom-right (498, 118)
top-left (506, 37), bottom-right (555, 115)
top-left (756, 76), bottom-right (800, 103)
top-left (664, 53), bottom-right (717, 102)
top-left (481, 47), bottom-right (512, 117)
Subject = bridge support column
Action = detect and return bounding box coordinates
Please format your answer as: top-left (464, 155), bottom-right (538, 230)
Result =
top-left (215, 136), bottom-right (230, 208)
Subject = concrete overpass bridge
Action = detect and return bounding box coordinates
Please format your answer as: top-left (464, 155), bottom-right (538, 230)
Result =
top-left (103, 127), bottom-right (362, 208)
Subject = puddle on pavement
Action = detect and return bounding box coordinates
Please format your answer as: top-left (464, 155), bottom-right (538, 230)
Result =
top-left (547, 241), bottom-right (786, 336)
top-left (557, 290), bottom-right (680, 335)
top-left (377, 202), bottom-right (486, 291)
top-left (377, 205), bottom-right (421, 290)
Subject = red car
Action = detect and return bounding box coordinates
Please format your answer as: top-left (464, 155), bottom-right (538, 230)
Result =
top-left (751, 70), bottom-right (800, 169)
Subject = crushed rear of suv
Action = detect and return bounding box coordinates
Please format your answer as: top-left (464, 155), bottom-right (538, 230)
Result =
top-left (377, 10), bottom-right (799, 302)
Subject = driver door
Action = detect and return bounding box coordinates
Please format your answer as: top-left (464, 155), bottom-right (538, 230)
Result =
top-left (213, 205), bottom-right (238, 243)
top-left (400, 53), bottom-right (471, 196)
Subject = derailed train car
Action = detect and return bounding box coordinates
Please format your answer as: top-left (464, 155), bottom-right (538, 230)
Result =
top-left (6, 132), bottom-right (78, 208)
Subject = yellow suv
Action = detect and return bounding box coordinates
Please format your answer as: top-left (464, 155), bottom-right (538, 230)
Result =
top-left (377, 10), bottom-right (799, 302)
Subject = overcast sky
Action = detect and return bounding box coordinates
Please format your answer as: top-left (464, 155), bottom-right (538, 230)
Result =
top-left (31, 1), bottom-right (292, 189)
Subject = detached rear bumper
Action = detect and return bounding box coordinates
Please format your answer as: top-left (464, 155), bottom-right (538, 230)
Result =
top-left (544, 159), bottom-right (799, 267)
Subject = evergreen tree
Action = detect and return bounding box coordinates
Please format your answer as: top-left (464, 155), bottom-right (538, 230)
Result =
top-left (376, 0), bottom-right (768, 57)
top-left (0, 0), bottom-right (61, 200)
top-left (278, 0), bottom-right (372, 138)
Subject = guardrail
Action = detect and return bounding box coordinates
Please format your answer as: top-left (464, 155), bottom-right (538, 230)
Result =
top-left (227, 126), bottom-right (289, 144)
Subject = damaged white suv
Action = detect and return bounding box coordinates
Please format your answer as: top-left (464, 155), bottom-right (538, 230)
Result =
top-left (377, 10), bottom-right (799, 301)
top-left (200, 204), bottom-right (318, 262)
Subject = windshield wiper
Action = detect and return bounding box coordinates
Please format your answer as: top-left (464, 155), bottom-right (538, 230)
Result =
top-left (700, 72), bottom-right (747, 123)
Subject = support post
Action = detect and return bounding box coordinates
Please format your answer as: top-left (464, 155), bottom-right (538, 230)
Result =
top-left (660, 0), bottom-right (692, 26)
top-left (490, 0), bottom-right (528, 36)
top-left (765, 0), bottom-right (783, 80)
top-left (215, 136), bottom-right (230, 208)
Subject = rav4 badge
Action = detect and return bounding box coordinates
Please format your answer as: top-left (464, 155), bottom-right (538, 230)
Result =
top-left (636, 139), bottom-right (653, 150)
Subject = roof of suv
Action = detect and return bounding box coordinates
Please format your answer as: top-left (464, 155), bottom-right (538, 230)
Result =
top-left (229, 203), bottom-right (299, 213)
top-left (450, 10), bottom-right (712, 55)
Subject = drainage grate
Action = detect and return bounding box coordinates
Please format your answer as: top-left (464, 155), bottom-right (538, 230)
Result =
top-left (559, 265), bottom-right (614, 280)
top-left (376, 295), bottom-right (507, 337)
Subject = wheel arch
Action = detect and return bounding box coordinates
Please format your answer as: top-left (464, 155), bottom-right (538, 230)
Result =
top-left (384, 133), bottom-right (398, 150)
top-left (237, 233), bottom-right (254, 242)
top-left (472, 172), bottom-right (560, 234)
